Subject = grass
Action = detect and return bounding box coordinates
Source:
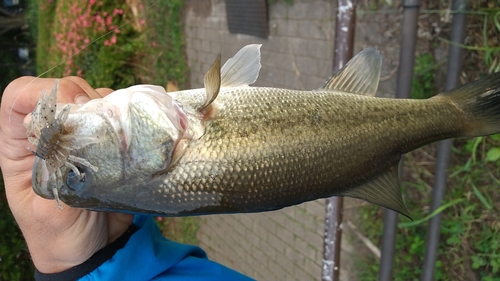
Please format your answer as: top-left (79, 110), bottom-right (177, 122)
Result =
top-left (156, 217), bottom-right (200, 245)
top-left (0, 172), bottom-right (36, 281)
top-left (139, 0), bottom-right (189, 89)
top-left (354, 3), bottom-right (500, 280)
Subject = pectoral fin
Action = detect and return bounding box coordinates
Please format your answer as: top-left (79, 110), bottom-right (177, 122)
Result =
top-left (200, 54), bottom-right (222, 111)
top-left (342, 167), bottom-right (411, 219)
top-left (321, 48), bottom-right (382, 96)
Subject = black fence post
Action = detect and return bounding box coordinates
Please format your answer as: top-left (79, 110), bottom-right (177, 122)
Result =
top-left (378, 1), bottom-right (420, 280)
top-left (421, 1), bottom-right (468, 280)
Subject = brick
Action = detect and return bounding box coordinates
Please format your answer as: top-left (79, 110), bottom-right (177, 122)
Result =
top-left (288, 3), bottom-right (309, 20)
top-left (285, 216), bottom-right (307, 241)
top-left (298, 20), bottom-right (325, 40)
top-left (304, 230), bottom-right (324, 252)
top-left (281, 205), bottom-right (297, 220)
top-left (307, 1), bottom-right (333, 20)
top-left (268, 211), bottom-right (288, 227)
top-left (268, 2), bottom-right (288, 20)
top-left (284, 246), bottom-right (305, 266)
top-left (268, 233), bottom-right (287, 254)
top-left (281, 19), bottom-right (300, 37)
top-left (284, 70), bottom-right (303, 90)
top-left (258, 238), bottom-right (277, 260)
top-left (267, 259), bottom-right (288, 280)
top-left (264, 37), bottom-right (289, 53)
top-left (296, 55), bottom-right (324, 77)
top-left (309, 199), bottom-right (327, 217)
top-left (205, 17), bottom-right (221, 30)
top-left (294, 237), bottom-right (317, 262)
top-left (276, 224), bottom-right (294, 244)
top-left (252, 220), bottom-right (268, 241)
top-left (293, 267), bottom-right (314, 281)
top-left (251, 246), bottom-right (269, 266)
top-left (259, 215), bottom-right (277, 234)
top-left (304, 75), bottom-right (327, 91)
top-left (275, 252), bottom-right (295, 275)
top-left (294, 207), bottom-right (319, 232)
top-left (304, 258), bottom-right (322, 280)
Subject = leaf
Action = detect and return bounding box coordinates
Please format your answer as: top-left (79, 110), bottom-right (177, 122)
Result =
top-left (398, 198), bottom-right (465, 228)
top-left (486, 147), bottom-right (500, 162)
top-left (470, 181), bottom-right (493, 210)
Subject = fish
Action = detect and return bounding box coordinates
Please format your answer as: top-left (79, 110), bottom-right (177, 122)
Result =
top-left (29, 44), bottom-right (500, 218)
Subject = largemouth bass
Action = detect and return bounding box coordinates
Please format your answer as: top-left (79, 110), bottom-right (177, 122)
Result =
top-left (30, 44), bottom-right (500, 218)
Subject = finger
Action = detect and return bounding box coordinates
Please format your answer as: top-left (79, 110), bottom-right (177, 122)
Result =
top-left (64, 76), bottom-right (106, 99)
top-left (95, 88), bottom-right (114, 98)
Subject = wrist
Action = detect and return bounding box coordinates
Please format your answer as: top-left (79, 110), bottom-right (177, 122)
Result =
top-left (34, 224), bottom-right (138, 280)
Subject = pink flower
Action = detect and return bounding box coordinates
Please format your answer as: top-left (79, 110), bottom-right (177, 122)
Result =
top-left (84, 37), bottom-right (90, 44)
top-left (89, 0), bottom-right (96, 6)
top-left (77, 69), bottom-right (83, 76)
top-left (113, 8), bottom-right (123, 16)
top-left (104, 40), bottom-right (110, 46)
top-left (139, 19), bottom-right (145, 25)
top-left (110, 35), bottom-right (117, 45)
top-left (106, 15), bottom-right (113, 26)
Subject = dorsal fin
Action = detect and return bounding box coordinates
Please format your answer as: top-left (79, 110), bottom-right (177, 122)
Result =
top-left (220, 44), bottom-right (262, 87)
top-left (322, 48), bottom-right (382, 96)
top-left (200, 54), bottom-right (221, 110)
top-left (341, 165), bottom-right (412, 219)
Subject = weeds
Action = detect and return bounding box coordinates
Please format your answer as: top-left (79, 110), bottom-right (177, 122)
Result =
top-left (156, 217), bottom-right (200, 245)
top-left (411, 53), bottom-right (438, 99)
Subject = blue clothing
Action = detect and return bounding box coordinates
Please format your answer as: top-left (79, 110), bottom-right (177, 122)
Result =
top-left (35, 215), bottom-right (253, 281)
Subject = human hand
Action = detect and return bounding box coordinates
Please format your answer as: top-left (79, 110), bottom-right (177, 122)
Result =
top-left (0, 77), bottom-right (134, 273)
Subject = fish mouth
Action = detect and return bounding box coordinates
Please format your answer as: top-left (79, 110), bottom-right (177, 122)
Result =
top-left (32, 156), bottom-right (55, 199)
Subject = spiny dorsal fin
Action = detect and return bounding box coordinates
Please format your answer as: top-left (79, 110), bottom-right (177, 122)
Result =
top-left (200, 53), bottom-right (221, 110)
top-left (322, 48), bottom-right (382, 96)
top-left (342, 166), bottom-right (412, 219)
top-left (220, 44), bottom-right (262, 87)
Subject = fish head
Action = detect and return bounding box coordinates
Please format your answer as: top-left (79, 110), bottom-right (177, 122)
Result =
top-left (32, 85), bottom-right (189, 209)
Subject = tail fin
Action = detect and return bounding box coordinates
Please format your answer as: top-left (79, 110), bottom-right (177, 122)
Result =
top-left (437, 71), bottom-right (500, 137)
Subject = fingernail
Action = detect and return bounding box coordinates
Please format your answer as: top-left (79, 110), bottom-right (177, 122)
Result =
top-left (75, 95), bottom-right (91, 104)
top-left (23, 113), bottom-right (32, 129)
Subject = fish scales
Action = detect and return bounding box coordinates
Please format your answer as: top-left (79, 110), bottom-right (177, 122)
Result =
top-left (29, 45), bottom-right (500, 218)
top-left (140, 88), bottom-right (463, 214)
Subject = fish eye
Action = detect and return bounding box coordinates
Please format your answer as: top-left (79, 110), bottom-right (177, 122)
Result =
top-left (66, 167), bottom-right (86, 191)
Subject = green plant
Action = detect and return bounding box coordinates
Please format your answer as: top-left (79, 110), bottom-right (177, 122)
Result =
top-left (411, 53), bottom-right (437, 99)
top-left (0, 173), bottom-right (35, 281)
top-left (139, 0), bottom-right (189, 88)
top-left (157, 217), bottom-right (200, 245)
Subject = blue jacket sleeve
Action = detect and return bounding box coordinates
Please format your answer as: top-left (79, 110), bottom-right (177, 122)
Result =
top-left (35, 215), bottom-right (254, 281)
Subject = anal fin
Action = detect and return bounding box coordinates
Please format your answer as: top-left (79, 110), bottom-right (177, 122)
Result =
top-left (342, 166), bottom-right (412, 219)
